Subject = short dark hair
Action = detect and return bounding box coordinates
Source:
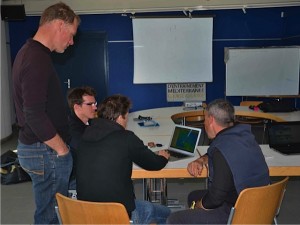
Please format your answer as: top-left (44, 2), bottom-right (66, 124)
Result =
top-left (40, 2), bottom-right (81, 26)
top-left (206, 98), bottom-right (235, 127)
top-left (67, 86), bottom-right (97, 110)
top-left (97, 94), bottom-right (132, 121)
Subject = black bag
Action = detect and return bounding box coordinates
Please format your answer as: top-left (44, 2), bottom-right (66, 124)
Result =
top-left (1, 150), bottom-right (31, 185)
top-left (258, 101), bottom-right (296, 113)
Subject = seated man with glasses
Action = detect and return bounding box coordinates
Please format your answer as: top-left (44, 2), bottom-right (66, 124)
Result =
top-left (67, 86), bottom-right (97, 189)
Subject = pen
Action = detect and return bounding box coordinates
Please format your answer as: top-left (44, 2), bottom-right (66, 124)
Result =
top-left (196, 148), bottom-right (201, 157)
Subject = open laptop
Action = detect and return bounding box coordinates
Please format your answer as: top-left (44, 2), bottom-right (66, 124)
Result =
top-left (267, 121), bottom-right (300, 155)
top-left (166, 125), bottom-right (202, 161)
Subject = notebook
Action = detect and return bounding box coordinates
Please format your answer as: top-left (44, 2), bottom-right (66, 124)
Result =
top-left (166, 125), bottom-right (202, 161)
top-left (267, 121), bottom-right (300, 155)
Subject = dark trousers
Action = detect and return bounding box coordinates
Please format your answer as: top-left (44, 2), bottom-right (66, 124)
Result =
top-left (167, 190), bottom-right (231, 224)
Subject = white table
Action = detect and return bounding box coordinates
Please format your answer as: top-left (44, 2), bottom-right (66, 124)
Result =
top-left (128, 106), bottom-right (300, 202)
top-left (128, 106), bottom-right (300, 178)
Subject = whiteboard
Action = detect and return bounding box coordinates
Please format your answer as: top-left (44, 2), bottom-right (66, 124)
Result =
top-left (225, 47), bottom-right (300, 96)
top-left (133, 17), bottom-right (213, 84)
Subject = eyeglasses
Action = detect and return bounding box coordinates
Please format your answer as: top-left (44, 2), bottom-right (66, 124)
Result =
top-left (82, 101), bottom-right (97, 107)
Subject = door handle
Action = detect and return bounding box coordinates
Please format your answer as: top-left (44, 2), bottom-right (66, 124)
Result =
top-left (64, 79), bottom-right (71, 88)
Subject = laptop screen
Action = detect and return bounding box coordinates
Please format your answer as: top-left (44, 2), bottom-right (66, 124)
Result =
top-left (168, 125), bottom-right (202, 156)
top-left (268, 121), bottom-right (300, 154)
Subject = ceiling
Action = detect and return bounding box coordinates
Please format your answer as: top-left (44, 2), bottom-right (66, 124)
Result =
top-left (2, 0), bottom-right (300, 15)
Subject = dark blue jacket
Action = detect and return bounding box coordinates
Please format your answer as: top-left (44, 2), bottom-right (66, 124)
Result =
top-left (208, 124), bottom-right (270, 194)
top-left (68, 111), bottom-right (88, 151)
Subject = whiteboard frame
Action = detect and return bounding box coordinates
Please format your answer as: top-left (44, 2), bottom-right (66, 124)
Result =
top-left (225, 47), bottom-right (300, 96)
top-left (133, 17), bottom-right (213, 84)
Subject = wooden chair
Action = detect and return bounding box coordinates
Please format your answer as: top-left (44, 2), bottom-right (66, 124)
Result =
top-left (171, 110), bottom-right (205, 127)
top-left (227, 176), bottom-right (289, 225)
top-left (237, 101), bottom-right (263, 123)
top-left (55, 193), bottom-right (130, 224)
top-left (236, 101), bottom-right (269, 144)
top-left (240, 101), bottom-right (263, 107)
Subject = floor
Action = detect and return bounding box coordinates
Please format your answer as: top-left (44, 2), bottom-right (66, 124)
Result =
top-left (1, 129), bottom-right (300, 224)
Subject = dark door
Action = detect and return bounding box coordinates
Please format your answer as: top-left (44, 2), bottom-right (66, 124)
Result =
top-left (52, 31), bottom-right (108, 103)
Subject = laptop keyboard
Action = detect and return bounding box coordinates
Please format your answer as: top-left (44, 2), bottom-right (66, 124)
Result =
top-left (169, 150), bottom-right (187, 158)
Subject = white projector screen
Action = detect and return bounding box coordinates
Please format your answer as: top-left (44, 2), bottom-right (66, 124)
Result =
top-left (225, 47), bottom-right (300, 96)
top-left (133, 17), bottom-right (213, 84)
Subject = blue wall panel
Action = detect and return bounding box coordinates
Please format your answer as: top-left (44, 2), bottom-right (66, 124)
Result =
top-left (8, 6), bottom-right (300, 111)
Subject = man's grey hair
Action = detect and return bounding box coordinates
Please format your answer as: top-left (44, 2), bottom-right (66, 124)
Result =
top-left (206, 99), bottom-right (235, 127)
top-left (39, 2), bottom-right (80, 26)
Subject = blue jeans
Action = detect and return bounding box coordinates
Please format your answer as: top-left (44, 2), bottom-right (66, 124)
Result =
top-left (131, 200), bottom-right (171, 224)
top-left (17, 141), bottom-right (73, 224)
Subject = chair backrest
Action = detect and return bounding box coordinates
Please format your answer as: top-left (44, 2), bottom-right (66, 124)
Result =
top-left (238, 101), bottom-right (264, 124)
top-left (55, 193), bottom-right (130, 224)
top-left (240, 101), bottom-right (263, 107)
top-left (228, 177), bottom-right (289, 225)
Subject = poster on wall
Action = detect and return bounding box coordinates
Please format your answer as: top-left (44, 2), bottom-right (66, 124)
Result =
top-left (167, 83), bottom-right (206, 102)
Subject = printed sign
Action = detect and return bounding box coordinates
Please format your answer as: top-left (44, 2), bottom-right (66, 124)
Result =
top-left (167, 83), bottom-right (206, 102)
